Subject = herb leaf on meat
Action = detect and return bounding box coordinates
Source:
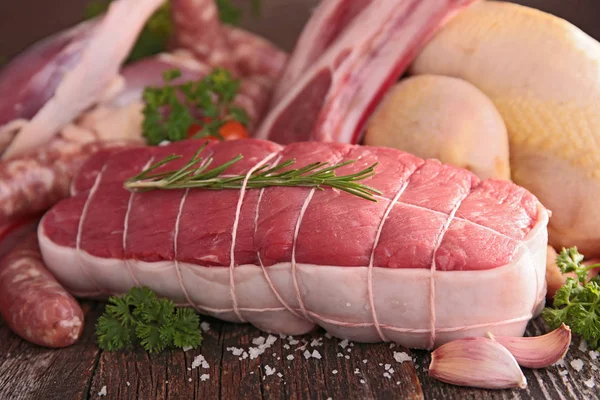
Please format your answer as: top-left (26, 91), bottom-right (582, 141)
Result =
top-left (124, 143), bottom-right (383, 202)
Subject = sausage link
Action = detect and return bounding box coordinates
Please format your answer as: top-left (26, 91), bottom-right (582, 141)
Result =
top-left (0, 230), bottom-right (84, 347)
top-left (0, 138), bottom-right (129, 225)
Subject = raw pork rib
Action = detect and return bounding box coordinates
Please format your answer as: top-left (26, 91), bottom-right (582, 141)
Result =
top-left (39, 139), bottom-right (548, 349)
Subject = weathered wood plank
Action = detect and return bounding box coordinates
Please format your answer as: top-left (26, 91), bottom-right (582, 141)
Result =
top-left (0, 302), bottom-right (101, 400)
top-left (414, 318), bottom-right (600, 400)
top-left (1, 305), bottom-right (598, 400)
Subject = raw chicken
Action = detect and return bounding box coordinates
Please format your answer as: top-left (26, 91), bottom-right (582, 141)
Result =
top-left (410, 1), bottom-right (600, 256)
top-left (365, 75), bottom-right (510, 180)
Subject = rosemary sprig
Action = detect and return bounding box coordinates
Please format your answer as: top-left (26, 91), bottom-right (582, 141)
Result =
top-left (124, 144), bottom-right (382, 202)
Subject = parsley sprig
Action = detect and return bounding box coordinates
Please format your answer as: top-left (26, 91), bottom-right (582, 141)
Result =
top-left (96, 287), bottom-right (202, 353)
top-left (142, 68), bottom-right (249, 145)
top-left (543, 247), bottom-right (600, 349)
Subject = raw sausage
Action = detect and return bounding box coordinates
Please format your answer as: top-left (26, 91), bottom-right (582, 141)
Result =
top-left (0, 230), bottom-right (84, 347)
top-left (0, 138), bottom-right (129, 225)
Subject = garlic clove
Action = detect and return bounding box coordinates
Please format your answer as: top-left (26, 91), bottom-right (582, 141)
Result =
top-left (486, 324), bottom-right (571, 369)
top-left (429, 337), bottom-right (527, 390)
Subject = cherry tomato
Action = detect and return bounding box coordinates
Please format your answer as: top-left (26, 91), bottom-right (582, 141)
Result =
top-left (218, 121), bottom-right (249, 140)
top-left (186, 119), bottom-right (249, 141)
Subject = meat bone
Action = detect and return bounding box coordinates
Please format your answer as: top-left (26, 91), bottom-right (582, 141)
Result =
top-left (257, 0), bottom-right (478, 144)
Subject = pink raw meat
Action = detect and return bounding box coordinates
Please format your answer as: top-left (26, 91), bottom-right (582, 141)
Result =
top-left (257, 0), bottom-right (477, 144)
top-left (39, 139), bottom-right (548, 349)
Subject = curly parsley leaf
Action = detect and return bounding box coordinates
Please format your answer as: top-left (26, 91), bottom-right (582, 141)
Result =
top-left (543, 247), bottom-right (600, 349)
top-left (142, 68), bottom-right (249, 145)
top-left (96, 286), bottom-right (202, 353)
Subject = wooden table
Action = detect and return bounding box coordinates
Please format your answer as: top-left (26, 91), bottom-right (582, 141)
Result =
top-left (1, 302), bottom-right (598, 399)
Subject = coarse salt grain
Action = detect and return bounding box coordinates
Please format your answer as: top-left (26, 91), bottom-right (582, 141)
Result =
top-left (200, 322), bottom-right (210, 332)
top-left (287, 354), bottom-right (294, 360)
top-left (571, 359), bottom-right (584, 372)
top-left (393, 352), bottom-right (412, 364)
top-left (284, 344), bottom-right (290, 350)
top-left (332, 370), bottom-right (338, 375)
top-left (304, 350), bottom-right (312, 359)
top-left (360, 379), bottom-right (366, 384)
top-left (188, 378), bottom-right (192, 382)
top-left (277, 372), bottom-right (283, 378)
top-left (584, 378), bottom-right (595, 388)
top-left (265, 366), bottom-right (276, 376)
top-left (312, 350), bottom-right (322, 359)
top-left (253, 336), bottom-right (266, 346)
top-left (182, 345), bottom-right (193, 352)
top-left (345, 355), bottom-right (350, 359)
top-left (311, 338), bottom-right (323, 347)
top-left (337, 352), bottom-right (343, 358)
top-left (325, 333), bottom-right (332, 339)
top-left (384, 364), bottom-right (391, 371)
top-left (200, 374), bottom-right (210, 381)
top-left (383, 372), bottom-right (391, 379)
top-left (98, 386), bottom-right (107, 397)
top-left (339, 339), bottom-right (349, 348)
top-left (590, 350), bottom-right (599, 361)
top-left (354, 368), bottom-right (360, 375)
top-left (192, 354), bottom-right (209, 369)
top-left (363, 359), bottom-right (368, 364)
top-left (266, 335), bottom-right (278, 346)
top-left (389, 368), bottom-right (394, 374)
top-left (579, 341), bottom-right (588, 352)
top-left (289, 339), bottom-right (299, 345)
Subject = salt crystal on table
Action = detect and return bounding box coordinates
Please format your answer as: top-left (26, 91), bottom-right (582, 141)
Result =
top-left (584, 378), bottom-right (595, 388)
top-left (360, 379), bottom-right (366, 384)
top-left (200, 322), bottom-right (210, 332)
top-left (253, 336), bottom-right (266, 346)
top-left (265, 366), bottom-right (276, 376)
top-left (590, 350), bottom-right (599, 361)
top-left (384, 364), bottom-right (391, 371)
top-left (277, 372), bottom-right (283, 378)
top-left (312, 350), bottom-right (322, 359)
top-left (394, 352), bottom-right (412, 364)
top-left (284, 344), bottom-right (290, 350)
top-left (570, 359), bottom-right (584, 372)
top-left (182, 345), bottom-right (193, 352)
top-left (266, 335), bottom-right (278, 346)
top-left (383, 372), bottom-right (391, 379)
top-left (339, 339), bottom-right (349, 348)
top-left (579, 341), bottom-right (588, 352)
top-left (287, 354), bottom-right (294, 361)
top-left (126, 382), bottom-right (130, 387)
top-left (337, 352), bottom-right (344, 358)
top-left (325, 333), bottom-right (332, 339)
top-left (200, 374), bottom-right (210, 381)
top-left (311, 338), bottom-right (323, 347)
top-left (304, 350), bottom-right (312, 359)
top-left (98, 386), bottom-right (107, 397)
top-left (363, 359), bottom-right (368, 364)
top-left (345, 355), bottom-right (350, 359)
top-left (332, 370), bottom-right (338, 375)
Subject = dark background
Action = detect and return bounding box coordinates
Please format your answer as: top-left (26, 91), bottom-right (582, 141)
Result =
top-left (0, 0), bottom-right (599, 62)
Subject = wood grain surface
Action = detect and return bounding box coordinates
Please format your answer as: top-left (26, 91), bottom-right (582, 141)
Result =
top-left (0, 302), bottom-right (598, 400)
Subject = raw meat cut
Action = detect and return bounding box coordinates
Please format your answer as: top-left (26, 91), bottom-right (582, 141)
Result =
top-left (2, 0), bottom-right (165, 159)
top-left (270, 0), bottom-right (374, 104)
top-left (39, 139), bottom-right (548, 349)
top-left (256, 0), bottom-right (477, 144)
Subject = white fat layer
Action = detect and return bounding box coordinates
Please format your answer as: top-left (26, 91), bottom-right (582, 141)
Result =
top-left (38, 206), bottom-right (548, 349)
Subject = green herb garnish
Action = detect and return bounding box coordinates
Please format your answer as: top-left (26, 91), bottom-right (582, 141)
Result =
top-left (96, 286), bottom-right (202, 353)
top-left (142, 68), bottom-right (249, 145)
top-left (124, 143), bottom-right (382, 202)
top-left (543, 247), bottom-right (600, 349)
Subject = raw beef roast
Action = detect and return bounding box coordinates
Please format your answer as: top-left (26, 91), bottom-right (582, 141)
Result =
top-left (38, 139), bottom-right (548, 349)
